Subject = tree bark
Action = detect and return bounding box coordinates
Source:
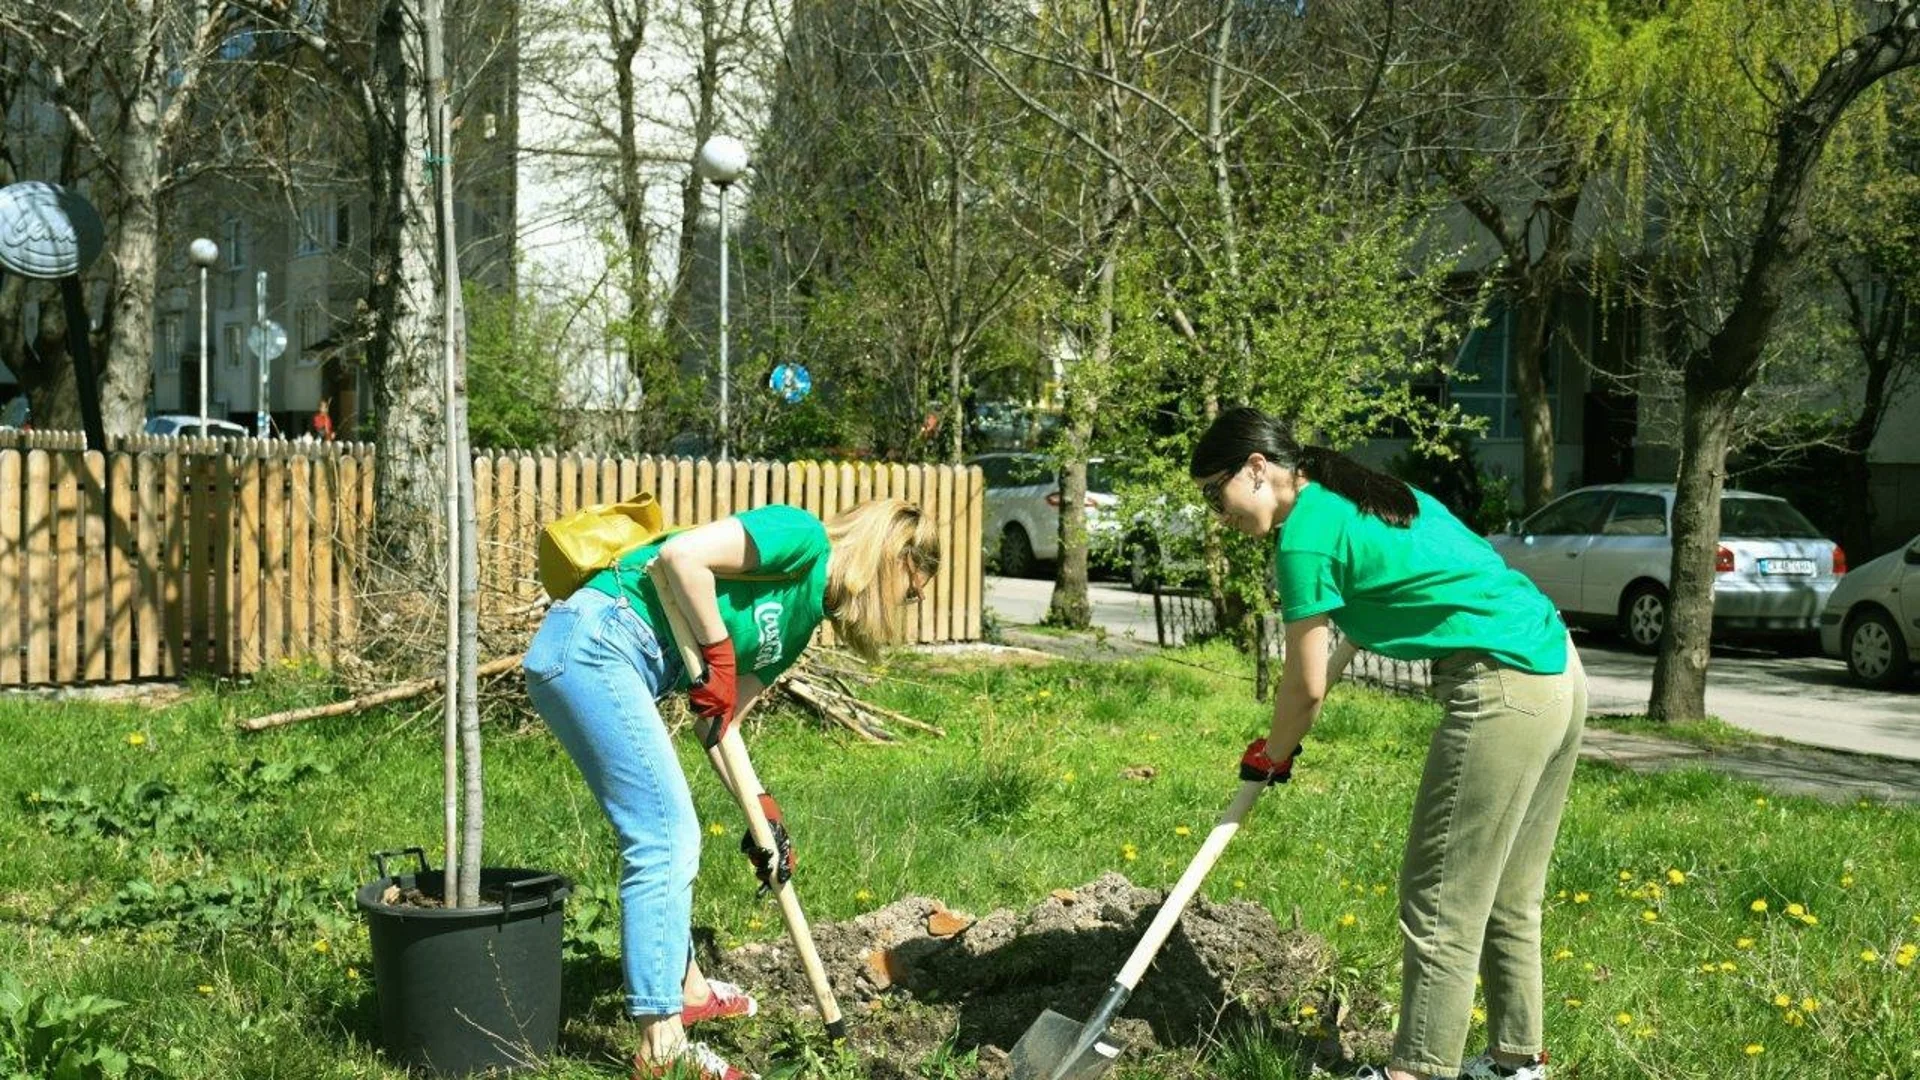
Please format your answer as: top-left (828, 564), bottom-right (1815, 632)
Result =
top-left (366, 0), bottom-right (451, 580)
top-left (1651, 3), bottom-right (1920, 721)
top-left (98, 4), bottom-right (165, 437)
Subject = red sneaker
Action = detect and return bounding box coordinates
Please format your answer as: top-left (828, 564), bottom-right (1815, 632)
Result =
top-left (632, 1041), bottom-right (756, 1080)
top-left (681, 980), bottom-right (759, 1027)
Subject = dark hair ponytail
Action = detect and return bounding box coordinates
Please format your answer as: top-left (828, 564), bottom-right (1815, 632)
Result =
top-left (1190, 406), bottom-right (1418, 527)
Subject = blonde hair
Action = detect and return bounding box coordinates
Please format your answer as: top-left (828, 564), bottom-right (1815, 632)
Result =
top-left (825, 498), bottom-right (942, 660)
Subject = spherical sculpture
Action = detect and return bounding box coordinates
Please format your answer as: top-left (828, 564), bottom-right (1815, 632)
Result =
top-left (695, 135), bottom-right (749, 185)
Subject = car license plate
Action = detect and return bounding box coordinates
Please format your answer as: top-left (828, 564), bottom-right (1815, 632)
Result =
top-left (1760, 558), bottom-right (1815, 576)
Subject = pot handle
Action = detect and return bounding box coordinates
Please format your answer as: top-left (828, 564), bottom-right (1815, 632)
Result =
top-left (501, 873), bottom-right (564, 918)
top-left (372, 847), bottom-right (430, 882)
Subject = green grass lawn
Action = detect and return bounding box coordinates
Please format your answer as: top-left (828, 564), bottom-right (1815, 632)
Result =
top-left (0, 643), bottom-right (1915, 1079)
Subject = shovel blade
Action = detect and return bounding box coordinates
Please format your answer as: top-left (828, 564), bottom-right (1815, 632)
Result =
top-left (1009, 1008), bottom-right (1126, 1080)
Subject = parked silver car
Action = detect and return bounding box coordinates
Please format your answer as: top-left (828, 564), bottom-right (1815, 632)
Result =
top-left (1819, 533), bottom-right (1920, 688)
top-left (971, 452), bottom-right (1120, 577)
top-left (1488, 483), bottom-right (1844, 652)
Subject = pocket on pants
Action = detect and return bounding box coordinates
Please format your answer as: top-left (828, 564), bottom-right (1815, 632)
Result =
top-left (523, 601), bottom-right (586, 685)
top-left (1496, 666), bottom-right (1564, 717)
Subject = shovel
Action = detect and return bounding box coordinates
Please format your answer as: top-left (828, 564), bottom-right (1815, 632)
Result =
top-left (652, 576), bottom-right (849, 1043)
top-left (1010, 777), bottom-right (1268, 1080)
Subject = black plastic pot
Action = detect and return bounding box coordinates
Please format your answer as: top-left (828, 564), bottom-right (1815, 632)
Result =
top-left (355, 848), bottom-right (574, 1076)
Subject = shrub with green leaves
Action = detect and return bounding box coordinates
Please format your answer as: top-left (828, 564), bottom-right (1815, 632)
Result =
top-left (0, 972), bottom-right (153, 1080)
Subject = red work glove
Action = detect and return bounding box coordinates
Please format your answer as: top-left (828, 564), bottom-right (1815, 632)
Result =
top-left (689, 639), bottom-right (738, 730)
top-left (739, 792), bottom-right (795, 895)
top-left (1239, 738), bottom-right (1299, 785)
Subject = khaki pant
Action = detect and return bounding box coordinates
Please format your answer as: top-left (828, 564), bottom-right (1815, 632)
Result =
top-left (1390, 639), bottom-right (1587, 1077)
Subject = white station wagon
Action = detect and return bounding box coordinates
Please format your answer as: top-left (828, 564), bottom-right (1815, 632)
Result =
top-left (1488, 483), bottom-right (1844, 651)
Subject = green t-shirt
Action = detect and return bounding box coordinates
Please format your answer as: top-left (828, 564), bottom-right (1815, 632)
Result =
top-left (1272, 483), bottom-right (1566, 674)
top-left (582, 504), bottom-right (831, 690)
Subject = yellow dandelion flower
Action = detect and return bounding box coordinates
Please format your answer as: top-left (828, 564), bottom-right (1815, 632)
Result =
top-left (1754, 798), bottom-right (1768, 807)
top-left (1892, 946), bottom-right (1915, 968)
top-left (1564, 997), bottom-right (1584, 1008)
top-left (1473, 1007), bottom-right (1487, 1023)
top-left (1786, 903), bottom-right (1806, 918)
top-left (1667, 869), bottom-right (1687, 886)
top-left (1122, 844), bottom-right (1138, 862)
top-left (1616, 1012), bottom-right (1633, 1026)
top-left (197, 984), bottom-right (214, 995)
top-left (1299, 1004), bottom-right (1319, 1018)
top-left (1751, 899), bottom-right (1769, 913)
top-left (126, 732), bottom-right (146, 747)
top-left (1773, 993), bottom-right (1792, 1008)
top-left (1574, 892), bottom-right (1591, 904)
top-left (1801, 914), bottom-right (1820, 927)
top-left (1635, 1027), bottom-right (1654, 1039)
top-left (1036, 690), bottom-right (1051, 699)
top-left (1699, 963), bottom-right (1718, 974)
top-left (312, 939), bottom-right (330, 954)
top-left (1061, 770), bottom-right (1076, 784)
top-left (1338, 913), bottom-right (1357, 928)
top-left (1641, 910), bottom-right (1659, 923)
top-left (346, 968), bottom-right (359, 980)
top-left (748, 918), bottom-right (765, 930)
top-left (1861, 949), bottom-right (1880, 963)
top-left (1557, 890), bottom-right (1568, 900)
top-left (1736, 937), bottom-right (1755, 950)
top-left (1554, 949), bottom-right (1575, 961)
top-left (1174, 825), bottom-right (1191, 837)
top-left (1373, 884), bottom-right (1388, 895)
top-left (1720, 961), bottom-right (1737, 972)
top-left (855, 889), bottom-right (873, 903)
top-left (1744, 1044), bottom-right (1765, 1057)
top-left (1618, 870), bottom-right (1635, 882)
top-left (1233, 879), bottom-right (1246, 890)
top-left (708, 823), bottom-right (726, 836)
top-left (1784, 1010), bottom-right (1805, 1028)
top-left (1840, 874), bottom-right (1854, 888)
top-left (1801, 998), bottom-right (1819, 1013)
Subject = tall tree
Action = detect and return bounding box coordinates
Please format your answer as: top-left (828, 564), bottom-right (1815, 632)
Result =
top-left (1649, 2), bottom-right (1920, 721)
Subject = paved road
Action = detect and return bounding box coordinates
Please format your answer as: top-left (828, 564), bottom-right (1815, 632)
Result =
top-left (983, 574), bottom-right (1920, 762)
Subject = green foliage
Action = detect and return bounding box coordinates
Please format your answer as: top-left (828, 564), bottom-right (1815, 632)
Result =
top-left (0, 972), bottom-right (153, 1080)
top-left (463, 283), bottom-right (565, 450)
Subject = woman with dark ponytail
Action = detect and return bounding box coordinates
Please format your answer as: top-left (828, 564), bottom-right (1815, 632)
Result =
top-left (1192, 406), bottom-right (1585, 1080)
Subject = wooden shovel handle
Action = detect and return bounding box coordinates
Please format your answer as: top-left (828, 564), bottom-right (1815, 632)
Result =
top-left (649, 568), bottom-right (846, 1037)
top-left (1113, 778), bottom-right (1267, 990)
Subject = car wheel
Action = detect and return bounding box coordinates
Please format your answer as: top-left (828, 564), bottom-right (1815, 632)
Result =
top-left (1844, 608), bottom-right (1912, 689)
top-left (1127, 539), bottom-right (1159, 593)
top-left (1618, 582), bottom-right (1668, 653)
top-left (999, 524), bottom-right (1037, 578)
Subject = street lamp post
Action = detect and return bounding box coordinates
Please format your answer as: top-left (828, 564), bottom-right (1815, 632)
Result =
top-left (695, 135), bottom-right (748, 460)
top-left (188, 238), bottom-right (219, 432)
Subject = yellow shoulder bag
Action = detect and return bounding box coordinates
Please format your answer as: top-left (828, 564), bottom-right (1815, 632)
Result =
top-left (537, 494), bottom-right (666, 601)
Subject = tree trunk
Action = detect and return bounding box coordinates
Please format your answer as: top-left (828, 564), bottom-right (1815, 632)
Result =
top-left (366, 0), bottom-right (449, 580)
top-left (1047, 244), bottom-right (1113, 630)
top-left (1648, 6), bottom-right (1919, 720)
top-left (1509, 281), bottom-right (1557, 514)
top-left (99, 23), bottom-right (165, 438)
top-left (1648, 378), bottom-right (1739, 721)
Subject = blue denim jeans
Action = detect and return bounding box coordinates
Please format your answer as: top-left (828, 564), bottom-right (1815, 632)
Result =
top-left (523, 588), bottom-right (694, 1016)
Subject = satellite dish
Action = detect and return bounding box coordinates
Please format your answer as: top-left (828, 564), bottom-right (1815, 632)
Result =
top-left (769, 363), bottom-right (812, 404)
top-left (0, 182), bottom-right (105, 280)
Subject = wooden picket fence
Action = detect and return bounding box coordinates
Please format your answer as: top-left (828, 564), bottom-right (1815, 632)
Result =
top-left (0, 434), bottom-right (982, 687)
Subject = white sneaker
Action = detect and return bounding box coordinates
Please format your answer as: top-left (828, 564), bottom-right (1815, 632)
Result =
top-left (1458, 1051), bottom-right (1549, 1080)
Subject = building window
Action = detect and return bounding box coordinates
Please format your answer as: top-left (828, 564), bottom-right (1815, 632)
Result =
top-left (298, 204), bottom-right (328, 255)
top-left (334, 202), bottom-right (352, 248)
top-left (223, 218), bottom-right (247, 268)
top-left (1448, 299), bottom-right (1557, 438)
top-left (223, 323), bottom-right (244, 369)
top-left (297, 302), bottom-right (328, 366)
top-left (157, 315), bottom-right (183, 373)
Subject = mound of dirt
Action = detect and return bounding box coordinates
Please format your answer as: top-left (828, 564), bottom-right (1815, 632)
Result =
top-left (711, 872), bottom-right (1386, 1077)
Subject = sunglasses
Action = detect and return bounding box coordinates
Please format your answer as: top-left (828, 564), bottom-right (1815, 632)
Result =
top-left (1201, 471), bottom-right (1232, 513)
